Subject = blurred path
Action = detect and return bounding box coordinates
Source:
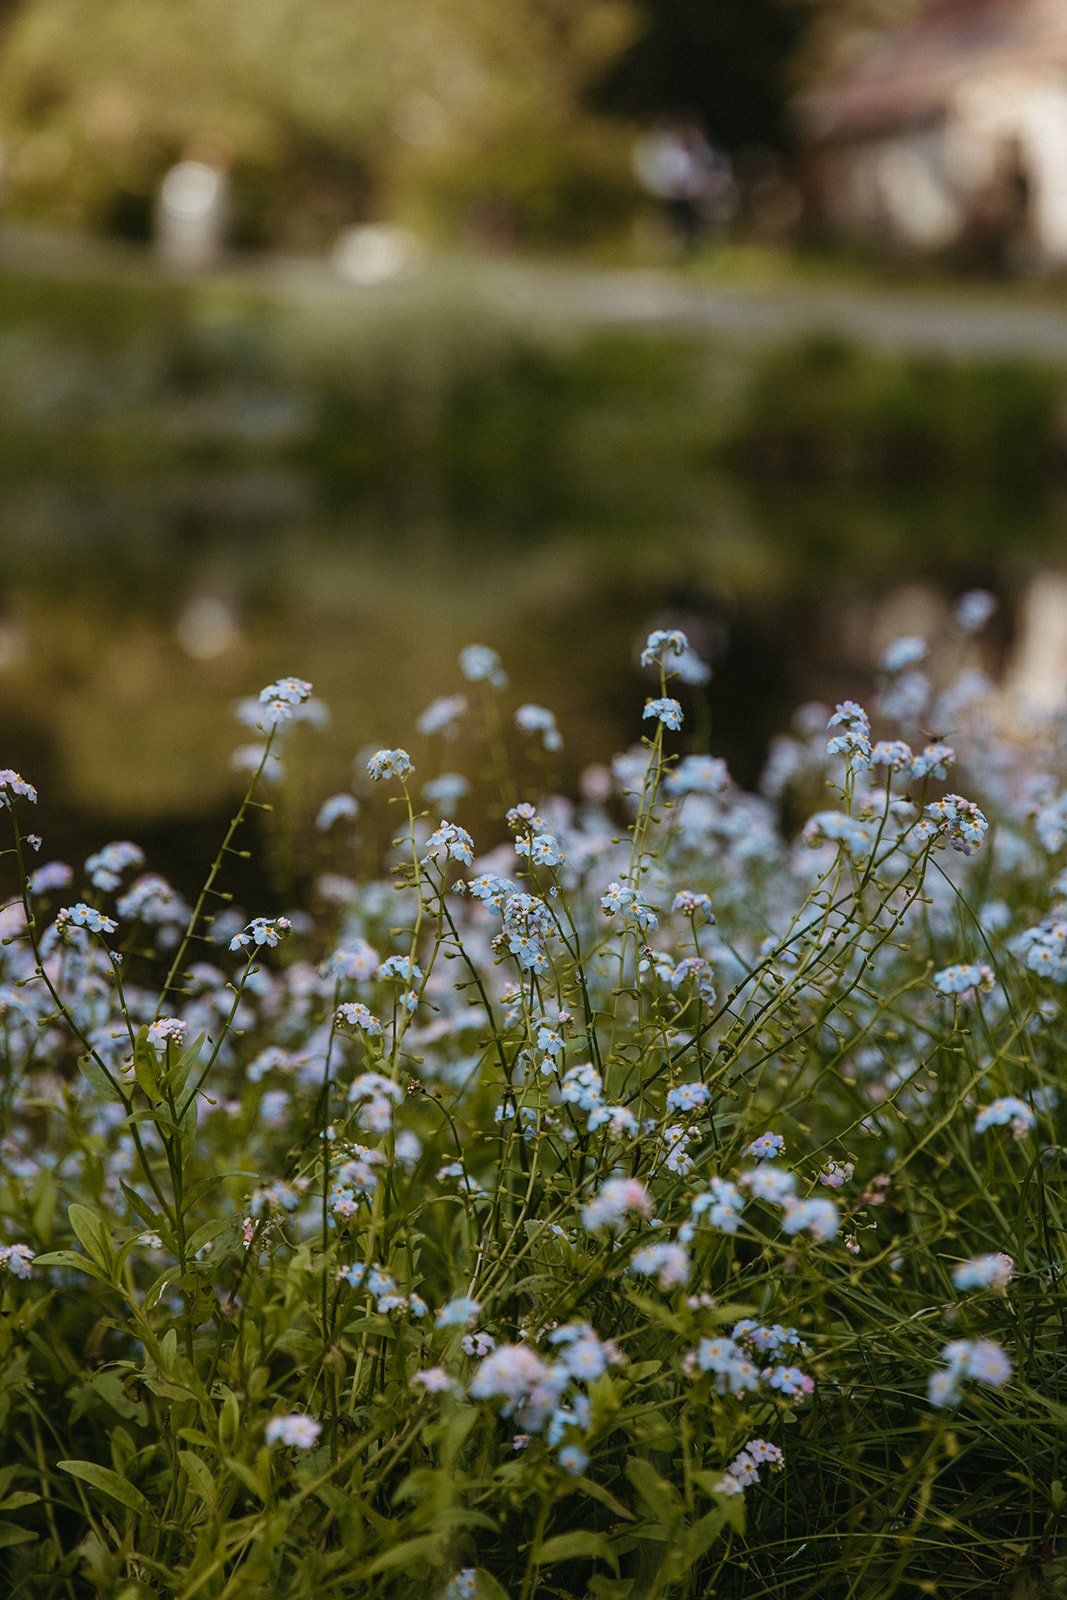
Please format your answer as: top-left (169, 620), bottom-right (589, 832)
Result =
top-left (467, 257), bottom-right (1067, 363)
top-left (6, 222), bottom-right (1067, 363)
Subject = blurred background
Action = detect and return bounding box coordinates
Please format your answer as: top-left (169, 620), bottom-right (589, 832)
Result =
top-left (2, 0), bottom-right (1067, 892)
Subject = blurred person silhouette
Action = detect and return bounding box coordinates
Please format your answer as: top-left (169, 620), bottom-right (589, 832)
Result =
top-left (955, 136), bottom-right (1032, 276)
top-left (632, 117), bottom-right (735, 252)
top-left (155, 138), bottom-right (232, 272)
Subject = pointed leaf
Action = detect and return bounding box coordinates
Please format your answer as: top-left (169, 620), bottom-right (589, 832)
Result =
top-left (167, 1031), bottom-right (207, 1097)
top-left (537, 1530), bottom-right (618, 1571)
top-left (32, 1250), bottom-right (112, 1286)
top-left (118, 1180), bottom-right (165, 1234)
top-left (0, 1526), bottom-right (37, 1549)
top-left (474, 1572), bottom-right (510, 1600)
top-left (67, 1204), bottom-right (113, 1271)
top-left (58, 1461), bottom-right (152, 1519)
top-left (79, 1053), bottom-right (124, 1104)
top-left (179, 1450), bottom-right (217, 1509)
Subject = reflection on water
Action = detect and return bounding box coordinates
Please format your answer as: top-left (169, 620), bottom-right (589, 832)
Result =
top-left (1, 454), bottom-right (1062, 895)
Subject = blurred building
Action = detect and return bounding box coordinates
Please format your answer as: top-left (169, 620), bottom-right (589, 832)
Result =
top-left (799, 0), bottom-right (1067, 270)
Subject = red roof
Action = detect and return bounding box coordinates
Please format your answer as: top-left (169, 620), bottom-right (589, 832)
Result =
top-left (803, 0), bottom-right (1067, 141)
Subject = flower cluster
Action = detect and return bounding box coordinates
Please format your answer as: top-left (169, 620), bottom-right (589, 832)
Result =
top-left (469, 1323), bottom-right (624, 1474)
top-left (229, 916), bottom-right (292, 952)
top-left (928, 1339), bottom-right (1012, 1407)
top-left (0, 1244), bottom-right (34, 1278)
top-left (715, 1437), bottom-right (785, 1495)
top-left (515, 703), bottom-right (562, 751)
top-left (933, 962), bottom-right (995, 998)
top-left (826, 701), bottom-right (872, 769)
top-left (0, 769), bottom-right (37, 807)
top-left (54, 903), bottom-right (118, 938)
top-left (601, 880), bottom-right (658, 932)
top-left (643, 696), bottom-right (684, 731)
top-left (265, 1413), bottom-right (322, 1448)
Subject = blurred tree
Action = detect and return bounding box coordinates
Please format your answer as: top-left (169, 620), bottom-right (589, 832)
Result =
top-left (0, 0), bottom-right (924, 245)
top-left (593, 0), bottom-right (924, 150)
top-left (594, 0), bottom-right (806, 150)
top-left (0, 0), bottom-right (637, 245)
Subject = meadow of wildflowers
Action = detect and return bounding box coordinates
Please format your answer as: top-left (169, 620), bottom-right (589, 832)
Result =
top-left (1, 605), bottom-right (1065, 1599)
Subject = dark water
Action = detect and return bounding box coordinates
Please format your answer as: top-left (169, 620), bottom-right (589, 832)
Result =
top-left (1, 455), bottom-right (1058, 902)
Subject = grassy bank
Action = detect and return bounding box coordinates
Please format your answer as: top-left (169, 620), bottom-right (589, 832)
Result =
top-left (3, 257), bottom-right (1067, 502)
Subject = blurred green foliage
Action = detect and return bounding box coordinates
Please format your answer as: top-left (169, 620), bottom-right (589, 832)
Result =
top-left (0, 0), bottom-right (927, 246)
top-left (0, 0), bottom-right (638, 245)
top-left (732, 336), bottom-right (1065, 483)
top-left (1, 264), bottom-right (1064, 497)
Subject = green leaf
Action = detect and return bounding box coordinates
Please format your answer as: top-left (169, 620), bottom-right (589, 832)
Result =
top-left (185, 1219), bottom-right (229, 1258)
top-left (179, 1450), bottom-right (217, 1510)
top-left (79, 1053), bottom-right (123, 1104)
top-left (625, 1458), bottom-right (680, 1522)
top-left (126, 1108), bottom-right (175, 1133)
top-left (58, 1461), bottom-right (152, 1519)
top-left (132, 1026), bottom-right (161, 1102)
top-left (571, 1476), bottom-right (636, 1522)
top-left (143, 1376), bottom-right (193, 1402)
top-left (87, 1371), bottom-right (147, 1426)
top-left (0, 1492), bottom-right (40, 1512)
top-left (167, 1031), bottom-right (207, 1097)
top-left (118, 1180), bottom-right (165, 1234)
top-left (474, 1571), bottom-right (511, 1600)
top-left (0, 1525), bottom-right (38, 1549)
top-left (537, 1530), bottom-right (618, 1571)
top-left (180, 1171), bottom-right (256, 1215)
top-left (67, 1204), bottom-right (113, 1272)
top-left (682, 1506), bottom-right (727, 1564)
top-left (223, 1457), bottom-right (269, 1503)
top-left (364, 1532), bottom-right (444, 1576)
top-left (31, 1170), bottom-right (57, 1245)
top-left (32, 1250), bottom-right (112, 1286)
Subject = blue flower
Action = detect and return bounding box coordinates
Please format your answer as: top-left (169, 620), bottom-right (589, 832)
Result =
top-left (515, 703), bottom-right (562, 751)
top-left (315, 793), bottom-right (359, 830)
top-left (826, 701), bottom-right (871, 770)
top-left (55, 903), bottom-right (118, 937)
top-left (85, 840), bottom-right (144, 891)
top-left (435, 1296), bottom-right (482, 1328)
top-left (424, 822), bottom-right (475, 866)
top-left (641, 628), bottom-right (690, 669)
top-left (229, 916), bottom-right (292, 952)
top-left (422, 773), bottom-right (469, 810)
top-left (0, 770), bottom-right (37, 807)
top-left (643, 697), bottom-right (683, 731)
top-left (459, 644), bottom-right (507, 689)
top-left (416, 694), bottom-right (467, 738)
top-left (367, 748), bottom-right (413, 782)
top-left (974, 1097), bottom-right (1035, 1136)
top-left (933, 962), bottom-right (995, 997)
top-left (955, 590), bottom-right (996, 633)
top-left (880, 636), bottom-right (926, 674)
top-left (557, 1443), bottom-right (589, 1476)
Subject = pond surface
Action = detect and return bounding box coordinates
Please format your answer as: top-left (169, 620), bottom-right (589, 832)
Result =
top-left (3, 454), bottom-right (1063, 901)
